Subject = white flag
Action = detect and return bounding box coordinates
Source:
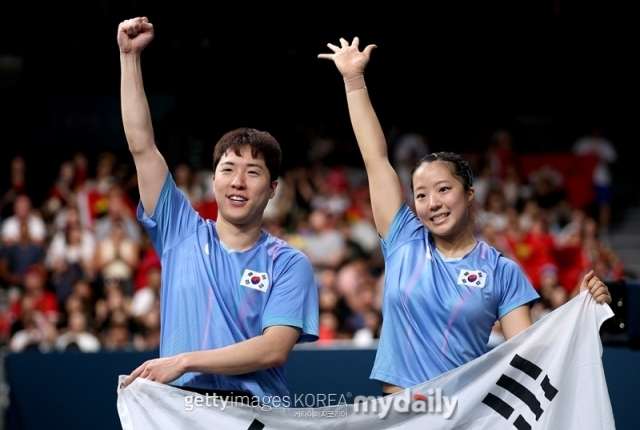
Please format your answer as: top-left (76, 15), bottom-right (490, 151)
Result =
top-left (117, 291), bottom-right (615, 429)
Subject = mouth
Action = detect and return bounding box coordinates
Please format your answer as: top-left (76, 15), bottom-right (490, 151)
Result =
top-left (228, 195), bottom-right (248, 203)
top-left (430, 213), bottom-right (449, 223)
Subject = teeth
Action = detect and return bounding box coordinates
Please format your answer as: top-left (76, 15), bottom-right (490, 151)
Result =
top-left (432, 214), bottom-right (447, 221)
top-left (229, 196), bottom-right (246, 201)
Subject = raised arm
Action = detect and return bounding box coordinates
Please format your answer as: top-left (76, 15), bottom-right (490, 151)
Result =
top-left (319, 38), bottom-right (404, 238)
top-left (118, 17), bottom-right (168, 215)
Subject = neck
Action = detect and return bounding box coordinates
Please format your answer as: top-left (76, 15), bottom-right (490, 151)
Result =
top-left (215, 217), bottom-right (263, 252)
top-left (432, 228), bottom-right (477, 259)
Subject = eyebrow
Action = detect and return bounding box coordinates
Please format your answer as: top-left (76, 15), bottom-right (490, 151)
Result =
top-left (219, 161), bottom-right (265, 170)
top-left (414, 180), bottom-right (452, 191)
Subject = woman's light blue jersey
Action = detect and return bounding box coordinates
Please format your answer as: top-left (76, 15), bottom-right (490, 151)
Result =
top-left (371, 204), bottom-right (539, 389)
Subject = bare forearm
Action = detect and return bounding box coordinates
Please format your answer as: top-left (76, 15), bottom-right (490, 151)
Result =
top-left (346, 88), bottom-right (389, 166)
top-left (120, 53), bottom-right (155, 155)
top-left (178, 334), bottom-right (289, 376)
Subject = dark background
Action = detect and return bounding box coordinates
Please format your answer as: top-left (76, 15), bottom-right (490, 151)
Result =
top-left (0, 1), bottom-right (636, 211)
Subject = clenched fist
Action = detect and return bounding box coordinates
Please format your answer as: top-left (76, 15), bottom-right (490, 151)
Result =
top-left (117, 17), bottom-right (154, 54)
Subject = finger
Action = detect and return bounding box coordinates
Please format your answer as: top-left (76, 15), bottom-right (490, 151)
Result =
top-left (142, 23), bottom-right (154, 36)
top-left (317, 53), bottom-right (334, 60)
top-left (339, 38), bottom-right (349, 48)
top-left (326, 42), bottom-right (340, 52)
top-left (587, 278), bottom-right (603, 293)
top-left (592, 287), bottom-right (612, 303)
top-left (126, 23), bottom-right (138, 37)
top-left (580, 270), bottom-right (595, 291)
top-left (352, 36), bottom-right (360, 48)
top-left (362, 44), bottom-right (377, 56)
top-left (122, 364), bottom-right (146, 387)
top-left (582, 270), bottom-right (595, 284)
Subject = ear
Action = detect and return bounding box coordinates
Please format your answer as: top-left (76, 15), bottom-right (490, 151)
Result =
top-left (467, 186), bottom-right (475, 206)
top-left (269, 179), bottom-right (278, 199)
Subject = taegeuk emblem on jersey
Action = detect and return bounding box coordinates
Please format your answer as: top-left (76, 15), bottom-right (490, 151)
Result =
top-left (239, 269), bottom-right (270, 292)
top-left (457, 269), bottom-right (487, 288)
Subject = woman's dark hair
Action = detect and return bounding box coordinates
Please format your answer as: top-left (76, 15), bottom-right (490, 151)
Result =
top-left (410, 152), bottom-right (474, 192)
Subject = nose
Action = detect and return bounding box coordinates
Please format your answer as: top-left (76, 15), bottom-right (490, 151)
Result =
top-left (231, 173), bottom-right (246, 189)
top-left (428, 194), bottom-right (442, 210)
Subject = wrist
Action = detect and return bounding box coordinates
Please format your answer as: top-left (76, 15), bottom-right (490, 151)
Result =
top-left (344, 73), bottom-right (366, 94)
top-left (176, 352), bottom-right (191, 374)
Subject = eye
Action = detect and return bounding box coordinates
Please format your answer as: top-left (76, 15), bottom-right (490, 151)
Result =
top-left (416, 193), bottom-right (426, 199)
top-left (248, 170), bottom-right (259, 176)
top-left (439, 187), bottom-right (449, 193)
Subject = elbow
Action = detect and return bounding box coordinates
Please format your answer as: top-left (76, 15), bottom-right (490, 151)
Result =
top-left (266, 351), bottom-right (288, 368)
top-left (263, 348), bottom-right (290, 368)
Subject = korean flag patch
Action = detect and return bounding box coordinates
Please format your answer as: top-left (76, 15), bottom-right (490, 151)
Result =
top-left (240, 269), bottom-right (270, 292)
top-left (457, 269), bottom-right (487, 288)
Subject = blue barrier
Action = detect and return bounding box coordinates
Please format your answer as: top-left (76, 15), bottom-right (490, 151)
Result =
top-left (3, 345), bottom-right (639, 430)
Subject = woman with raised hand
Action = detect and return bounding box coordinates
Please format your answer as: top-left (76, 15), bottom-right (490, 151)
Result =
top-left (318, 37), bottom-right (611, 396)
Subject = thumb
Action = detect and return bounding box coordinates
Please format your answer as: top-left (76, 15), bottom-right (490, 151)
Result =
top-left (580, 270), bottom-right (595, 292)
top-left (362, 44), bottom-right (377, 57)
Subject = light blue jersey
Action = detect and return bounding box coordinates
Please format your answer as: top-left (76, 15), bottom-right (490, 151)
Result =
top-left (138, 173), bottom-right (319, 402)
top-left (371, 204), bottom-right (539, 389)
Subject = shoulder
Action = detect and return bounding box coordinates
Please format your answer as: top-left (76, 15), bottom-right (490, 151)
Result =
top-left (265, 234), bottom-right (307, 259)
top-left (476, 241), bottom-right (522, 271)
top-left (264, 234), bottom-right (313, 268)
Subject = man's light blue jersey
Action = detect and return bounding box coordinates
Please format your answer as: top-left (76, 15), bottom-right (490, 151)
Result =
top-left (138, 174), bottom-right (319, 401)
top-left (371, 204), bottom-right (539, 389)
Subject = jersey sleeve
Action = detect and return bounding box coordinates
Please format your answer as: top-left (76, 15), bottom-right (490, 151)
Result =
top-left (262, 252), bottom-right (319, 343)
top-left (136, 172), bottom-right (204, 257)
top-left (380, 203), bottom-right (425, 258)
top-left (496, 256), bottom-right (540, 319)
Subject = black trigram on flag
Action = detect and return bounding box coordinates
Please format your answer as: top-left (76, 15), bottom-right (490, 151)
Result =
top-left (482, 354), bottom-right (558, 430)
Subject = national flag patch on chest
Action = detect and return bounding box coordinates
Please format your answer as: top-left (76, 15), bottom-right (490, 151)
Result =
top-left (239, 269), bottom-right (270, 292)
top-left (457, 269), bottom-right (487, 288)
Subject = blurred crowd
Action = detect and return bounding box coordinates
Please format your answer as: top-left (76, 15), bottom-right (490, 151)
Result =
top-left (0, 126), bottom-right (628, 354)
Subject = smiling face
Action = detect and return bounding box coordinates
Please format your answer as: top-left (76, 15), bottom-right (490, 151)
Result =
top-left (213, 146), bottom-right (277, 228)
top-left (412, 160), bottom-right (474, 240)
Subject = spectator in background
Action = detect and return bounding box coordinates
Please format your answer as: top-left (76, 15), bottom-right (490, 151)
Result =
top-left (1, 195), bottom-right (47, 247)
top-left (56, 310), bottom-right (101, 352)
top-left (101, 309), bottom-right (134, 351)
top-left (0, 155), bottom-right (27, 220)
top-left (173, 162), bottom-right (203, 206)
top-left (94, 219), bottom-right (140, 296)
top-left (0, 221), bottom-right (47, 292)
top-left (130, 263), bottom-right (161, 319)
top-left (301, 209), bottom-right (348, 271)
top-left (479, 188), bottom-right (510, 234)
top-left (42, 160), bottom-right (77, 222)
top-left (10, 264), bottom-right (59, 326)
top-left (94, 185), bottom-right (141, 244)
top-left (392, 132), bottom-right (429, 204)
top-left (45, 218), bottom-right (96, 305)
top-left (531, 265), bottom-right (568, 322)
top-left (133, 305), bottom-right (160, 351)
top-left (9, 306), bottom-right (57, 353)
top-left (572, 127), bottom-right (618, 234)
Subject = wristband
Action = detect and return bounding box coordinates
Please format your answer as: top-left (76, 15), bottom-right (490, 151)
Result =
top-left (344, 73), bottom-right (366, 94)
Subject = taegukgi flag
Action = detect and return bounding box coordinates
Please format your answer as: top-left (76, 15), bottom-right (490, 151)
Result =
top-left (117, 291), bottom-right (615, 429)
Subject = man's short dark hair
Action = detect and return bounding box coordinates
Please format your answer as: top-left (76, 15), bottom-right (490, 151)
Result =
top-left (213, 128), bottom-right (282, 182)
